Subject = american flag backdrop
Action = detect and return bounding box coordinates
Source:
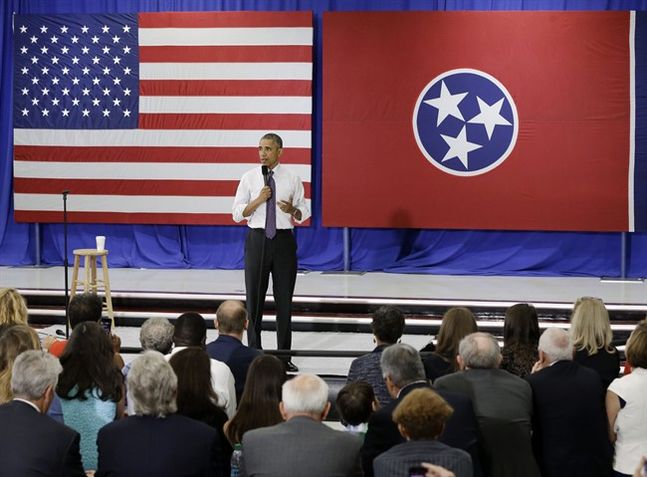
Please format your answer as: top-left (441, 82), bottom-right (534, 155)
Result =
top-left (13, 12), bottom-right (312, 224)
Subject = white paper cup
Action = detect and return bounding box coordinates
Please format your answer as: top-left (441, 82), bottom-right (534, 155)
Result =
top-left (96, 236), bottom-right (106, 251)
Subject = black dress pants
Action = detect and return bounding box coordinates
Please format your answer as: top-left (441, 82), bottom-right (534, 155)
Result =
top-left (244, 228), bottom-right (297, 352)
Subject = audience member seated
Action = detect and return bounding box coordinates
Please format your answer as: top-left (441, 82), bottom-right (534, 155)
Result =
top-left (0, 324), bottom-right (40, 404)
top-left (170, 346), bottom-right (232, 474)
top-left (96, 351), bottom-right (226, 476)
top-left (374, 387), bottom-right (472, 477)
top-left (241, 373), bottom-right (363, 477)
top-left (606, 319), bottom-right (647, 477)
top-left (336, 380), bottom-right (377, 436)
top-left (167, 312), bottom-right (237, 417)
top-left (347, 305), bottom-right (406, 406)
top-left (0, 350), bottom-right (85, 476)
top-left (123, 316), bottom-right (174, 376)
top-left (423, 308), bottom-right (477, 382)
top-left (435, 332), bottom-right (540, 477)
top-left (0, 288), bottom-right (29, 329)
top-left (570, 296), bottom-right (619, 389)
top-left (45, 292), bottom-right (124, 368)
top-left (500, 303), bottom-right (539, 378)
top-left (527, 327), bottom-right (612, 477)
top-left (56, 321), bottom-right (124, 471)
top-left (224, 354), bottom-right (286, 446)
top-left (206, 300), bottom-right (262, 402)
top-left (362, 343), bottom-right (481, 477)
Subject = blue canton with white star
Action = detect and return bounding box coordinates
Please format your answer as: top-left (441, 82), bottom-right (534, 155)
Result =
top-left (13, 14), bottom-right (139, 129)
top-left (413, 69), bottom-right (517, 176)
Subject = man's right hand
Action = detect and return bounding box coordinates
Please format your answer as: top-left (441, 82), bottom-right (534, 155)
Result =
top-left (257, 186), bottom-right (272, 202)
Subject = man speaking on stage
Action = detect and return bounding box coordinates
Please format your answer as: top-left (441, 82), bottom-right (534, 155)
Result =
top-left (232, 133), bottom-right (310, 372)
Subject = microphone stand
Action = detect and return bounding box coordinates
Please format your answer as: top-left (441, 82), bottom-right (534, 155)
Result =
top-left (255, 167), bottom-right (269, 349)
top-left (62, 190), bottom-right (70, 338)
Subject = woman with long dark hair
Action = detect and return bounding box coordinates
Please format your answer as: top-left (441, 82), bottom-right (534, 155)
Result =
top-left (56, 321), bottom-right (124, 471)
top-left (501, 303), bottom-right (540, 378)
top-left (224, 354), bottom-right (286, 445)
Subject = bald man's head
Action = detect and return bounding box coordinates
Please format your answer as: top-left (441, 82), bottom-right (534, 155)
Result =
top-left (216, 300), bottom-right (248, 336)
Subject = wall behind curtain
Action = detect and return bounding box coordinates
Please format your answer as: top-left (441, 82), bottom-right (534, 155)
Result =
top-left (2, 0), bottom-right (647, 276)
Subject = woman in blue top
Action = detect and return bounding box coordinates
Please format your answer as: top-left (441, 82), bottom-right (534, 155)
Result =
top-left (56, 321), bottom-right (124, 471)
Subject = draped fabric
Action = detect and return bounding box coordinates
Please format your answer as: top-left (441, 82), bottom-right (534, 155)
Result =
top-left (2, 0), bottom-right (647, 275)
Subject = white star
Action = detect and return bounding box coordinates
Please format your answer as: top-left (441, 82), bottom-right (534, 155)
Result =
top-left (71, 77), bottom-right (80, 85)
top-left (51, 97), bottom-right (60, 106)
top-left (20, 66), bottom-right (28, 75)
top-left (102, 66), bottom-right (111, 75)
top-left (122, 45), bottom-right (131, 54)
top-left (82, 88), bottom-right (90, 96)
top-left (31, 77), bottom-right (39, 85)
top-left (21, 87), bottom-right (29, 95)
top-left (21, 108), bottom-right (29, 116)
top-left (40, 45), bottom-right (48, 54)
top-left (423, 81), bottom-right (468, 126)
top-left (92, 77), bottom-right (101, 85)
top-left (20, 46), bottom-right (28, 54)
top-left (61, 46), bottom-right (70, 54)
top-left (102, 46), bottom-right (110, 54)
top-left (102, 87), bottom-right (111, 96)
top-left (51, 77), bottom-right (60, 85)
top-left (40, 66), bottom-right (49, 75)
top-left (102, 109), bottom-right (110, 117)
top-left (60, 25), bottom-right (69, 34)
top-left (81, 25), bottom-right (89, 34)
top-left (71, 35), bottom-right (79, 44)
top-left (123, 66), bottom-right (131, 75)
top-left (72, 98), bottom-right (80, 106)
top-left (113, 56), bottom-right (121, 65)
top-left (81, 46), bottom-right (89, 54)
top-left (71, 56), bottom-right (80, 65)
top-left (30, 35), bottom-right (38, 44)
top-left (113, 98), bottom-right (121, 106)
top-left (440, 125), bottom-right (483, 169)
top-left (82, 108), bottom-right (90, 117)
top-left (61, 87), bottom-right (70, 96)
top-left (102, 25), bottom-right (110, 34)
top-left (41, 108), bottom-right (49, 117)
top-left (91, 35), bottom-right (99, 44)
top-left (467, 97), bottom-right (512, 140)
top-left (92, 56), bottom-right (100, 64)
top-left (31, 97), bottom-right (40, 105)
top-left (82, 67), bottom-right (90, 75)
top-left (41, 87), bottom-right (49, 96)
top-left (123, 25), bottom-right (131, 33)
top-left (50, 35), bottom-right (59, 44)
top-left (92, 98), bottom-right (101, 106)
top-left (123, 87), bottom-right (131, 96)
top-left (61, 66), bottom-right (70, 75)
top-left (30, 56), bottom-right (39, 64)
top-left (40, 25), bottom-right (48, 34)
top-left (51, 56), bottom-right (59, 64)
top-left (19, 25), bottom-right (27, 34)
top-left (112, 35), bottom-right (120, 44)
top-left (123, 108), bottom-right (131, 117)
top-left (61, 108), bottom-right (70, 117)
top-left (112, 77), bottom-right (121, 85)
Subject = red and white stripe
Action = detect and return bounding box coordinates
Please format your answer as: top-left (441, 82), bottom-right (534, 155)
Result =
top-left (14, 11), bottom-right (313, 224)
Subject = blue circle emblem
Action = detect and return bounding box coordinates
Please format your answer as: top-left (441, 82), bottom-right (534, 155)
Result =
top-left (413, 69), bottom-right (518, 176)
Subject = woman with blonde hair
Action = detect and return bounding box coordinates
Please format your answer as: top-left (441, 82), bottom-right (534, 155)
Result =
top-left (570, 296), bottom-right (619, 389)
top-left (422, 307), bottom-right (477, 382)
top-left (0, 288), bottom-right (28, 328)
top-left (0, 324), bottom-right (41, 403)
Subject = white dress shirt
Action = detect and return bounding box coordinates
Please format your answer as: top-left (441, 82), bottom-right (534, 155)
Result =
top-left (232, 163), bottom-right (310, 228)
top-left (166, 347), bottom-right (237, 418)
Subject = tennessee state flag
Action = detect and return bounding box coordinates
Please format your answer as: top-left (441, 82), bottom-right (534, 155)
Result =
top-left (323, 11), bottom-right (647, 232)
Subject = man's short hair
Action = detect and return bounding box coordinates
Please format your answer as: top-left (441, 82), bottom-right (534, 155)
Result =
top-left (216, 301), bottom-right (247, 334)
top-left (371, 306), bottom-right (406, 344)
top-left (140, 317), bottom-right (175, 354)
top-left (11, 350), bottom-right (62, 401)
top-left (380, 343), bottom-right (425, 388)
top-left (173, 312), bottom-right (207, 347)
top-left (282, 373), bottom-right (328, 416)
top-left (68, 293), bottom-right (103, 328)
top-left (393, 388), bottom-right (453, 440)
top-left (538, 327), bottom-right (573, 363)
top-left (261, 132), bottom-right (283, 149)
top-left (336, 380), bottom-right (375, 426)
top-left (626, 319), bottom-right (647, 369)
top-left (458, 332), bottom-right (502, 369)
top-left (127, 351), bottom-right (177, 417)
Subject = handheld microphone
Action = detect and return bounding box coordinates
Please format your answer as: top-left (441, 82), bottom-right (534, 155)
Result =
top-left (62, 190), bottom-right (70, 197)
top-left (261, 165), bottom-right (269, 185)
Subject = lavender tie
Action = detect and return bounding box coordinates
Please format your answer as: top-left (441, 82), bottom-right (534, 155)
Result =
top-left (265, 171), bottom-right (276, 239)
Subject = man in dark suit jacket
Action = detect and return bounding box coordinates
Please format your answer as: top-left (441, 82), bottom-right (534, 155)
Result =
top-left (526, 327), bottom-right (613, 477)
top-left (361, 343), bottom-right (482, 477)
top-left (97, 351), bottom-right (226, 476)
top-left (206, 300), bottom-right (261, 401)
top-left (241, 373), bottom-right (362, 477)
top-left (435, 332), bottom-right (540, 477)
top-left (0, 350), bottom-right (85, 477)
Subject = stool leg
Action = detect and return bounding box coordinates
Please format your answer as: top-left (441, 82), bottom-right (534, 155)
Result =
top-left (83, 255), bottom-right (91, 293)
top-left (101, 255), bottom-right (114, 327)
top-left (90, 257), bottom-right (98, 293)
top-left (71, 254), bottom-right (80, 297)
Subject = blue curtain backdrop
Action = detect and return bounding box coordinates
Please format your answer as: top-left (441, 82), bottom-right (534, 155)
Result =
top-left (3, 0), bottom-right (647, 276)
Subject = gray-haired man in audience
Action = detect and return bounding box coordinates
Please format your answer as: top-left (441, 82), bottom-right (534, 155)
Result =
top-left (435, 332), bottom-right (540, 477)
top-left (241, 373), bottom-right (363, 477)
top-left (122, 316), bottom-right (175, 378)
top-left (0, 350), bottom-right (85, 476)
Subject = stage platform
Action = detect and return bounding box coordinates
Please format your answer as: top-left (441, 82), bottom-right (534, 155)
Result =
top-left (2, 266), bottom-right (645, 375)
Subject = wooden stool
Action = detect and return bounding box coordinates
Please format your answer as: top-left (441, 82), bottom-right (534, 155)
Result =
top-left (70, 249), bottom-right (114, 327)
